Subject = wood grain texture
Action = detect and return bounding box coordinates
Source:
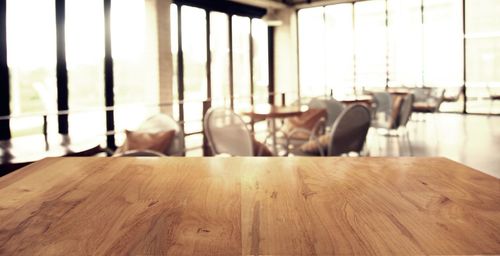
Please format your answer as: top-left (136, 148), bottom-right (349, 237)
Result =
top-left (0, 157), bottom-right (499, 255)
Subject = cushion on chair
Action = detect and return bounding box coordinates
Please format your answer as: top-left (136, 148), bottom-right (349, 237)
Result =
top-left (412, 102), bottom-right (437, 113)
top-left (117, 129), bottom-right (176, 155)
top-left (283, 108), bottom-right (327, 140)
top-left (299, 134), bottom-right (331, 155)
top-left (253, 139), bottom-right (273, 156)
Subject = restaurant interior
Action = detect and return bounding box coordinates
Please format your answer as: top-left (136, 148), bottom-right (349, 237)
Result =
top-left (0, 0), bottom-right (499, 254)
top-left (0, 0), bottom-right (498, 176)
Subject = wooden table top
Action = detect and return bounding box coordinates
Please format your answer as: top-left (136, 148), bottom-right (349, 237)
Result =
top-left (0, 157), bottom-right (499, 255)
top-left (240, 104), bottom-right (308, 119)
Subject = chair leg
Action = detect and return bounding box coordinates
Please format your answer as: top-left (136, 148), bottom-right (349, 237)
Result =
top-left (397, 135), bottom-right (403, 156)
top-left (405, 130), bottom-right (413, 156)
top-left (372, 128), bottom-right (383, 155)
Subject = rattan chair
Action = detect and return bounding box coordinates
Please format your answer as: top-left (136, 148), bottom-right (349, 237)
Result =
top-left (204, 108), bottom-right (264, 156)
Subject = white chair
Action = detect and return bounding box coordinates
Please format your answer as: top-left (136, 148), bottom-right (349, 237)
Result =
top-left (114, 114), bottom-right (185, 156)
top-left (136, 114), bottom-right (185, 156)
top-left (203, 108), bottom-right (254, 156)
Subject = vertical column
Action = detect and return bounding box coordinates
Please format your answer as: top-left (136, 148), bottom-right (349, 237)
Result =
top-left (385, 0), bottom-right (389, 90)
top-left (249, 19), bottom-right (254, 105)
top-left (206, 9), bottom-right (212, 104)
top-left (274, 8), bottom-right (298, 103)
top-left (0, 0), bottom-right (10, 141)
top-left (202, 100), bottom-right (212, 156)
top-left (228, 15), bottom-right (234, 109)
top-left (352, 3), bottom-right (357, 92)
top-left (203, 9), bottom-right (212, 148)
top-left (462, 0), bottom-right (467, 113)
top-left (148, 0), bottom-right (173, 115)
top-left (267, 26), bottom-right (275, 105)
top-left (103, 0), bottom-right (115, 149)
top-left (294, 9), bottom-right (301, 101)
top-left (421, 0), bottom-right (425, 87)
top-left (55, 0), bottom-right (69, 136)
top-left (176, 4), bottom-right (185, 127)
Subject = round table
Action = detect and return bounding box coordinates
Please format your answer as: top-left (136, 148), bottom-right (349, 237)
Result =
top-left (337, 95), bottom-right (373, 106)
top-left (240, 104), bottom-right (308, 154)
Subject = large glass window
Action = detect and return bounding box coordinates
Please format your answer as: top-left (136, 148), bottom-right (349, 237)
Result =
top-left (324, 4), bottom-right (354, 97)
top-left (297, 0), bottom-right (487, 113)
top-left (423, 0), bottom-right (463, 88)
top-left (170, 4), bottom-right (179, 120)
top-left (251, 18), bottom-right (269, 105)
top-left (354, 0), bottom-right (387, 90)
top-left (387, 0), bottom-right (422, 88)
top-left (66, 0), bottom-right (105, 141)
top-left (298, 7), bottom-right (326, 98)
top-left (180, 6), bottom-right (207, 134)
top-left (466, 0), bottom-right (500, 114)
top-left (7, 0), bottom-right (57, 139)
top-left (170, 6), bottom-right (269, 155)
top-left (210, 12), bottom-right (230, 108)
top-left (112, 0), bottom-right (160, 144)
top-left (232, 15), bottom-right (251, 110)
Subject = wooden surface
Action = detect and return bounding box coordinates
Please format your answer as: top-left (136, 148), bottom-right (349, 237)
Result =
top-left (337, 95), bottom-right (373, 105)
top-left (0, 157), bottom-right (499, 255)
top-left (240, 104), bottom-right (308, 119)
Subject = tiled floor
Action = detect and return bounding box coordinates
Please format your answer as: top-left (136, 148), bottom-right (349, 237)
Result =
top-left (366, 113), bottom-right (500, 178)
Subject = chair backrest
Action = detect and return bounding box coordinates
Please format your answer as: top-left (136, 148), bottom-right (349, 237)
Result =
top-left (372, 92), bottom-right (392, 117)
top-left (412, 87), bottom-right (430, 102)
top-left (443, 87), bottom-right (462, 102)
top-left (398, 94), bottom-right (414, 128)
top-left (328, 104), bottom-right (371, 156)
top-left (203, 108), bottom-right (253, 156)
top-left (137, 114), bottom-right (185, 156)
top-left (309, 98), bottom-right (344, 128)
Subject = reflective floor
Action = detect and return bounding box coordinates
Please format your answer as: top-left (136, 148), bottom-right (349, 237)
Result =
top-left (367, 113), bottom-right (500, 178)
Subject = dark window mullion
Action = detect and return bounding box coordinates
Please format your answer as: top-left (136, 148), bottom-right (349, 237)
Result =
top-left (385, 0), bottom-right (389, 89)
top-left (228, 15), bottom-right (234, 109)
top-left (462, 0), bottom-right (467, 113)
top-left (249, 18), bottom-right (254, 106)
top-left (103, 0), bottom-right (115, 149)
top-left (206, 9), bottom-right (211, 104)
top-left (0, 0), bottom-right (10, 141)
top-left (177, 4), bottom-right (185, 129)
top-left (55, 0), bottom-right (68, 135)
top-left (268, 26), bottom-right (275, 105)
top-left (352, 2), bottom-right (357, 91)
top-left (295, 9), bottom-right (300, 100)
